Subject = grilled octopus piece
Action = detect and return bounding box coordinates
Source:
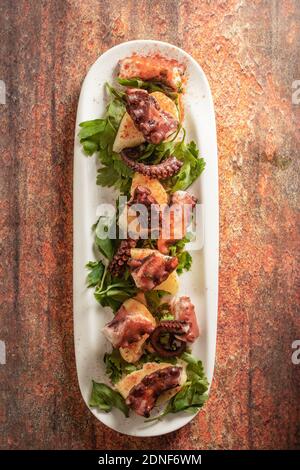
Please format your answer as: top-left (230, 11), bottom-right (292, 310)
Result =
top-left (128, 185), bottom-right (158, 208)
top-left (121, 151), bottom-right (183, 180)
top-left (128, 252), bottom-right (178, 291)
top-left (150, 320), bottom-right (189, 357)
top-left (128, 185), bottom-right (161, 239)
top-left (108, 186), bottom-right (161, 277)
top-left (125, 88), bottom-right (178, 144)
top-left (102, 304), bottom-right (155, 349)
top-left (172, 296), bottom-right (200, 343)
top-left (158, 190), bottom-right (198, 254)
top-left (119, 54), bottom-right (185, 91)
top-left (126, 366), bottom-right (183, 417)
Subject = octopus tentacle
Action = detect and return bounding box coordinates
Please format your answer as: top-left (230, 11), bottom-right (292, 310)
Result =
top-left (108, 238), bottom-right (137, 278)
top-left (125, 88), bottom-right (178, 144)
top-left (150, 320), bottom-right (189, 357)
top-left (121, 152), bottom-right (183, 179)
top-left (108, 186), bottom-right (159, 277)
top-left (126, 366), bottom-right (183, 417)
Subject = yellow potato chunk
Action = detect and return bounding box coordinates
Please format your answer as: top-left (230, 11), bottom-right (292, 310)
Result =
top-left (151, 91), bottom-right (178, 119)
top-left (113, 112), bottom-right (145, 153)
top-left (120, 334), bottom-right (149, 363)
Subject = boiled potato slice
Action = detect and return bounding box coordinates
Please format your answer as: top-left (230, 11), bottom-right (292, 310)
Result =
top-left (130, 248), bottom-right (179, 295)
top-left (122, 298), bottom-right (156, 324)
top-left (131, 173), bottom-right (168, 205)
top-left (154, 270), bottom-right (179, 295)
top-left (116, 362), bottom-right (173, 398)
top-left (130, 248), bottom-right (156, 259)
top-left (113, 112), bottom-right (145, 153)
top-left (120, 333), bottom-right (149, 363)
top-left (133, 292), bottom-right (147, 306)
top-left (113, 91), bottom-right (178, 153)
top-left (151, 91), bottom-right (178, 120)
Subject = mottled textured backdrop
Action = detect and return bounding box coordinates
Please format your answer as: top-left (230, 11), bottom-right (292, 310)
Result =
top-left (0, 0), bottom-right (299, 450)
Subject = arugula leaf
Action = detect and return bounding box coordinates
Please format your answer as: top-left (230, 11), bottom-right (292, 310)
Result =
top-left (117, 77), bottom-right (178, 99)
top-left (136, 351), bottom-right (177, 367)
top-left (78, 119), bottom-right (106, 140)
top-left (86, 261), bottom-right (105, 287)
top-left (86, 261), bottom-right (137, 312)
top-left (104, 349), bottom-right (137, 384)
top-left (177, 251), bottom-right (192, 274)
top-left (89, 381), bottom-right (129, 417)
top-left (94, 275), bottom-right (138, 312)
top-left (94, 217), bottom-right (115, 261)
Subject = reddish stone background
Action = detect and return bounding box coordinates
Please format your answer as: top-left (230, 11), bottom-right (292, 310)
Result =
top-left (0, 0), bottom-right (299, 450)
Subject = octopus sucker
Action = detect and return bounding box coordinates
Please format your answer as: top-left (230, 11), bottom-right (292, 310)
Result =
top-left (108, 238), bottom-right (137, 278)
top-left (150, 320), bottom-right (189, 357)
top-left (121, 151), bottom-right (183, 180)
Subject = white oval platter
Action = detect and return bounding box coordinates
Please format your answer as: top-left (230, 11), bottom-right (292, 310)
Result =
top-left (73, 40), bottom-right (218, 437)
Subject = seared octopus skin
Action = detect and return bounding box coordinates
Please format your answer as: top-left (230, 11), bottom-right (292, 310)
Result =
top-left (128, 185), bottom-right (158, 208)
top-left (126, 366), bottom-right (183, 417)
top-left (121, 152), bottom-right (183, 180)
top-left (150, 320), bottom-right (189, 357)
top-left (108, 186), bottom-right (160, 277)
top-left (119, 54), bottom-right (185, 91)
top-left (128, 185), bottom-right (161, 239)
top-left (125, 88), bottom-right (178, 144)
top-left (102, 304), bottom-right (155, 349)
top-left (157, 190), bottom-right (198, 254)
top-left (128, 252), bottom-right (178, 291)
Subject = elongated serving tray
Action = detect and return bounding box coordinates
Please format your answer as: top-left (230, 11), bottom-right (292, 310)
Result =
top-left (73, 40), bottom-right (218, 436)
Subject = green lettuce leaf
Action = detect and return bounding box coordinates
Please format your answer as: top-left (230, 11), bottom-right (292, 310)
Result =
top-left (89, 381), bottom-right (129, 417)
top-left (86, 261), bottom-right (137, 312)
top-left (78, 84), bottom-right (133, 193)
top-left (117, 77), bottom-right (179, 98)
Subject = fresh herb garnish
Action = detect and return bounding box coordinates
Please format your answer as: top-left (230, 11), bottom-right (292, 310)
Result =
top-left (117, 77), bottom-right (179, 99)
top-left (168, 140), bottom-right (206, 192)
top-left (86, 261), bottom-right (105, 288)
top-left (104, 349), bottom-right (136, 384)
top-left (169, 236), bottom-right (192, 274)
top-left (86, 261), bottom-right (137, 312)
top-left (78, 84), bottom-right (133, 194)
top-left (89, 381), bottom-right (129, 417)
top-left (94, 216), bottom-right (116, 261)
top-left (144, 290), bottom-right (169, 315)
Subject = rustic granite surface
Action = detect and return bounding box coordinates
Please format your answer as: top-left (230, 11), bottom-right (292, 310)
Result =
top-left (0, 0), bottom-right (299, 450)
